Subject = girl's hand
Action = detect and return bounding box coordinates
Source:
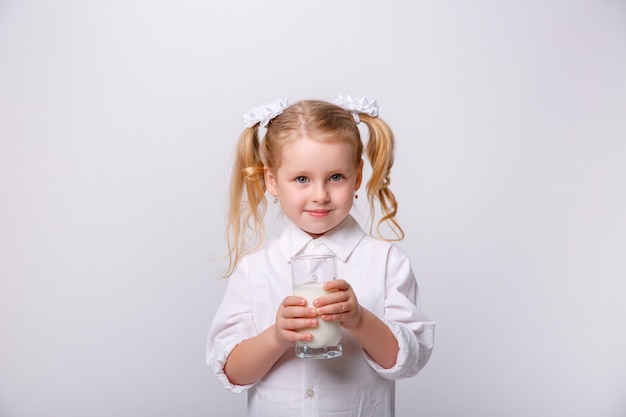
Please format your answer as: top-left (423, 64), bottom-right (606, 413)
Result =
top-left (275, 296), bottom-right (318, 346)
top-left (313, 279), bottom-right (363, 330)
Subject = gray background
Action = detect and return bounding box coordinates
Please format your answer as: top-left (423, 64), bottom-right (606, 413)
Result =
top-left (1, 1), bottom-right (625, 416)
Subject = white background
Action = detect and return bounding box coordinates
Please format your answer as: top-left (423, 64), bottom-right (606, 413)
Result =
top-left (1, 1), bottom-right (625, 416)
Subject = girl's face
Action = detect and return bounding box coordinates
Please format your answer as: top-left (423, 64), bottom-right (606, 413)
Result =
top-left (265, 136), bottom-right (363, 238)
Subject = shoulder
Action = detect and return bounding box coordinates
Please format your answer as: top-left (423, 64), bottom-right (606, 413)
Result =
top-left (354, 234), bottom-right (413, 271)
top-left (237, 234), bottom-right (284, 268)
top-left (360, 233), bottom-right (409, 256)
top-left (247, 234), bottom-right (279, 257)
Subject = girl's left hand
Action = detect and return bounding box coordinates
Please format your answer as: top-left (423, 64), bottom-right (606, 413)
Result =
top-left (313, 279), bottom-right (362, 330)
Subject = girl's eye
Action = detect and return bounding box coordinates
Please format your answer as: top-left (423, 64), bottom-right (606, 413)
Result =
top-left (295, 176), bottom-right (309, 183)
top-left (330, 174), bottom-right (344, 182)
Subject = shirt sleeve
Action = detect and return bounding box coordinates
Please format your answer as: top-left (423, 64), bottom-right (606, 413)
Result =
top-left (206, 259), bottom-right (256, 393)
top-left (363, 245), bottom-right (435, 380)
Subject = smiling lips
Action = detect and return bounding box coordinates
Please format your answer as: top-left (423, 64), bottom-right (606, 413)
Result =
top-left (305, 209), bottom-right (332, 218)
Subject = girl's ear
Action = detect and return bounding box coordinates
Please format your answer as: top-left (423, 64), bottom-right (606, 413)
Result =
top-left (264, 167), bottom-right (278, 195)
top-left (354, 159), bottom-right (364, 191)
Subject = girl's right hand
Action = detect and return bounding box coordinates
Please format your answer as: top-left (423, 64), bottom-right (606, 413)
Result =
top-left (275, 296), bottom-right (318, 346)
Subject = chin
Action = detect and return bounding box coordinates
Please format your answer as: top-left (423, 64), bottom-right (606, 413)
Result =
top-left (300, 224), bottom-right (329, 237)
top-left (305, 222), bottom-right (341, 237)
top-left (304, 229), bottom-right (326, 238)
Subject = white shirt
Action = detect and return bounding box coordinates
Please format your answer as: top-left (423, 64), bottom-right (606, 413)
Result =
top-left (206, 216), bottom-right (435, 417)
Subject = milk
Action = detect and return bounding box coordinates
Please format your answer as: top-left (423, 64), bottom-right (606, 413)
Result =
top-left (293, 282), bottom-right (341, 348)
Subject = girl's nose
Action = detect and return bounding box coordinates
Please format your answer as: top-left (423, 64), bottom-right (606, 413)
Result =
top-left (311, 183), bottom-right (330, 202)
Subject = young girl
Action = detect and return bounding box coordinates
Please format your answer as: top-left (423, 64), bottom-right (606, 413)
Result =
top-left (206, 95), bottom-right (435, 417)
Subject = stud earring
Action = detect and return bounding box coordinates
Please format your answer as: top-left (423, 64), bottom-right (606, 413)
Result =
top-left (273, 195), bottom-right (278, 204)
top-left (354, 193), bottom-right (359, 200)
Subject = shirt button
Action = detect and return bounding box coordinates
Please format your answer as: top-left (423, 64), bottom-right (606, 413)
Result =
top-left (306, 388), bottom-right (315, 398)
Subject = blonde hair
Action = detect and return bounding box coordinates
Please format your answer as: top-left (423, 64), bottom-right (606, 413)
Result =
top-left (224, 99), bottom-right (404, 276)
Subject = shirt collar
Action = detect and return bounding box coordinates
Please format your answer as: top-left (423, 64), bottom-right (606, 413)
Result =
top-left (278, 215), bottom-right (366, 263)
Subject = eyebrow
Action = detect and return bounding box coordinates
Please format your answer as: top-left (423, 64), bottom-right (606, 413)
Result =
top-left (283, 166), bottom-right (353, 177)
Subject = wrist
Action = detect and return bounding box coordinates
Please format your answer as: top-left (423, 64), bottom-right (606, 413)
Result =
top-left (270, 325), bottom-right (294, 350)
top-left (343, 305), bottom-right (364, 331)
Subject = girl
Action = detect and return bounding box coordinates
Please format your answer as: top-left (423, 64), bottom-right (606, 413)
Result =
top-left (207, 95), bottom-right (435, 417)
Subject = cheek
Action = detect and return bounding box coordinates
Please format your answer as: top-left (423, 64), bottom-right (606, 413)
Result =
top-left (279, 188), bottom-right (304, 206)
top-left (334, 186), bottom-right (356, 204)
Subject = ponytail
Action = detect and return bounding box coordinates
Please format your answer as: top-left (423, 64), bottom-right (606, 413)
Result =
top-left (359, 114), bottom-right (405, 241)
top-left (224, 126), bottom-right (267, 277)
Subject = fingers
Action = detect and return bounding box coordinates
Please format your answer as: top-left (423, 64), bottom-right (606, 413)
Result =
top-left (322, 279), bottom-right (349, 292)
top-left (280, 318), bottom-right (318, 337)
top-left (281, 297), bottom-right (316, 318)
top-left (274, 323), bottom-right (315, 346)
top-left (312, 280), bottom-right (361, 326)
top-left (314, 280), bottom-right (352, 310)
top-left (282, 295), bottom-right (307, 308)
top-left (276, 297), bottom-right (319, 344)
top-left (315, 294), bottom-right (352, 317)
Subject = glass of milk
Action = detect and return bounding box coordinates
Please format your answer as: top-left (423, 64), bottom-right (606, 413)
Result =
top-left (291, 253), bottom-right (342, 359)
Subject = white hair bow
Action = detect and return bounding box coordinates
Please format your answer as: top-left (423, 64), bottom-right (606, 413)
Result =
top-left (242, 99), bottom-right (289, 128)
top-left (332, 93), bottom-right (379, 123)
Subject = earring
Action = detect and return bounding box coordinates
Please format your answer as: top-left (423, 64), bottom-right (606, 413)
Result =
top-left (354, 193), bottom-right (359, 200)
top-left (273, 195), bottom-right (278, 204)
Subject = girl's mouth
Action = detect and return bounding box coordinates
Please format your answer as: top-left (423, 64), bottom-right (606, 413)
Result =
top-left (305, 209), bottom-right (331, 218)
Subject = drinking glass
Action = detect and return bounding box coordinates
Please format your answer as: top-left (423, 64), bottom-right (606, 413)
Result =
top-left (291, 253), bottom-right (342, 359)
